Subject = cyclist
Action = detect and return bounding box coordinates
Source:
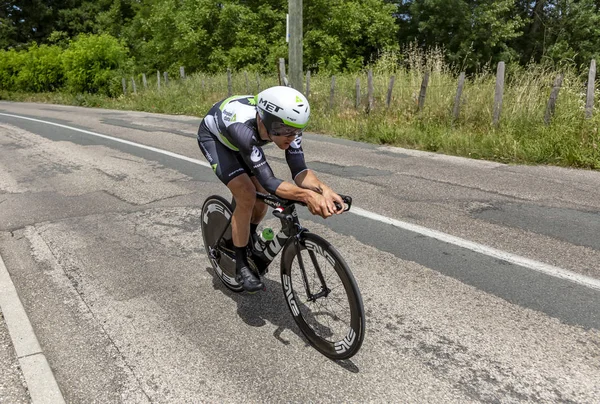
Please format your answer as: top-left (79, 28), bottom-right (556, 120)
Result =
top-left (197, 86), bottom-right (344, 292)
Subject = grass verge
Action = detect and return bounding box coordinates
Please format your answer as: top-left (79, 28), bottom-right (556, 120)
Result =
top-left (1, 66), bottom-right (599, 169)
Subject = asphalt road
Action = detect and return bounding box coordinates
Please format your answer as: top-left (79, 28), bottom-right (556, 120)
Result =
top-left (0, 101), bottom-right (599, 403)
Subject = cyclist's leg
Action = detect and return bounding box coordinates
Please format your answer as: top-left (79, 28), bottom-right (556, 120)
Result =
top-left (227, 174), bottom-right (256, 248)
top-left (250, 177), bottom-right (268, 224)
top-left (232, 154), bottom-right (268, 226)
top-left (227, 175), bottom-right (264, 291)
top-left (197, 131), bottom-right (263, 291)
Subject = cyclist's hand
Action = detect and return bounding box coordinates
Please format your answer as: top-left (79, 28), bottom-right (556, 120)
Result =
top-left (322, 188), bottom-right (344, 215)
top-left (306, 192), bottom-right (333, 218)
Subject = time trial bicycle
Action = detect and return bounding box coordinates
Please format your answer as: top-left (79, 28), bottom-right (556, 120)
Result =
top-left (201, 192), bottom-right (365, 360)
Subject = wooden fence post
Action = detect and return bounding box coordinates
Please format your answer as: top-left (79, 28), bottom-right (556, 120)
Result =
top-left (356, 78), bottom-right (361, 109)
top-left (367, 69), bottom-right (374, 113)
top-left (180, 66), bottom-right (185, 80)
top-left (544, 74), bottom-right (564, 125)
top-left (279, 58), bottom-right (288, 86)
top-left (386, 76), bottom-right (395, 109)
top-left (157, 70), bottom-right (161, 90)
top-left (142, 73), bottom-right (148, 89)
top-left (163, 71), bottom-right (169, 87)
top-left (586, 59), bottom-right (596, 119)
top-left (418, 72), bottom-right (430, 113)
top-left (227, 68), bottom-right (232, 96)
top-left (306, 70), bottom-right (311, 97)
top-left (453, 72), bottom-right (466, 121)
top-left (492, 61), bottom-right (505, 127)
top-left (122, 78), bottom-right (127, 95)
top-left (131, 77), bottom-right (137, 94)
top-left (329, 75), bottom-right (336, 109)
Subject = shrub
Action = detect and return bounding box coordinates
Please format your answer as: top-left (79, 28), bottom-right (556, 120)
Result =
top-left (62, 33), bottom-right (132, 96)
top-left (14, 43), bottom-right (64, 92)
top-left (0, 49), bottom-right (23, 90)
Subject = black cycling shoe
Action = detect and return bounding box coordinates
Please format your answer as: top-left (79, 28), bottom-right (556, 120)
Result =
top-left (236, 266), bottom-right (265, 292)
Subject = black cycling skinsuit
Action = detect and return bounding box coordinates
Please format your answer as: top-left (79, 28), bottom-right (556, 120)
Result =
top-left (197, 95), bottom-right (308, 194)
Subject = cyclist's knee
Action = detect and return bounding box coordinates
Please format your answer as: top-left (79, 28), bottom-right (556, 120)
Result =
top-left (254, 199), bottom-right (268, 215)
top-left (228, 175), bottom-right (256, 208)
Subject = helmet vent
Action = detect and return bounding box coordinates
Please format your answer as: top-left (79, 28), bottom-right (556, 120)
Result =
top-left (293, 109), bottom-right (300, 114)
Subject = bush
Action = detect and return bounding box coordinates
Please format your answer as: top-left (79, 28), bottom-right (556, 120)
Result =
top-left (14, 43), bottom-right (64, 92)
top-left (62, 33), bottom-right (132, 96)
top-left (0, 49), bottom-right (23, 90)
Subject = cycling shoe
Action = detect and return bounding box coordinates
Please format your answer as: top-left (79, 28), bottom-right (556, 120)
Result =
top-left (236, 266), bottom-right (265, 292)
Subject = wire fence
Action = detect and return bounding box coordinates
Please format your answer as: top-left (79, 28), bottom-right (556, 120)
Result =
top-left (121, 59), bottom-right (599, 127)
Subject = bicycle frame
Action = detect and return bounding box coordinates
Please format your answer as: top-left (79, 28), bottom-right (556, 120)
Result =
top-left (210, 192), bottom-right (352, 301)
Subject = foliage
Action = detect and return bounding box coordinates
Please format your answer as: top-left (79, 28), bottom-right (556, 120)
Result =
top-left (14, 43), bottom-right (64, 92)
top-left (0, 48), bottom-right (22, 89)
top-left (543, 0), bottom-right (600, 67)
top-left (135, 0), bottom-right (286, 73)
top-left (304, 0), bottom-right (398, 73)
top-left (61, 33), bottom-right (132, 96)
top-left (397, 0), bottom-right (524, 71)
top-left (3, 57), bottom-right (599, 169)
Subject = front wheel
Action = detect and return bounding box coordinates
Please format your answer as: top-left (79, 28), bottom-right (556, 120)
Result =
top-left (280, 233), bottom-right (365, 360)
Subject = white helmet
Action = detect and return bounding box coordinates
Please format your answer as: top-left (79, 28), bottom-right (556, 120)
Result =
top-left (255, 86), bottom-right (310, 136)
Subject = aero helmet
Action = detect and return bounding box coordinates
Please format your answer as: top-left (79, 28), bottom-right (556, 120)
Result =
top-left (255, 86), bottom-right (310, 136)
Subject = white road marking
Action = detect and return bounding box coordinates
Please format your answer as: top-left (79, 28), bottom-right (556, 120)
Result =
top-left (352, 207), bottom-right (600, 291)
top-left (1, 112), bottom-right (599, 292)
top-left (0, 112), bottom-right (210, 167)
top-left (0, 254), bottom-right (66, 404)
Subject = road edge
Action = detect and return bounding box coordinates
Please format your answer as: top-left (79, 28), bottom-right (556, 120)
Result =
top-left (0, 253), bottom-right (66, 404)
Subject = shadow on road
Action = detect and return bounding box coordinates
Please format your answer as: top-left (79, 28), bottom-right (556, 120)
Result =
top-left (205, 266), bottom-right (360, 373)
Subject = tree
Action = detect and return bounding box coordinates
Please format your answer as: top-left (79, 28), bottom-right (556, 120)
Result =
top-left (397, 0), bottom-right (524, 71)
top-left (543, 0), bottom-right (600, 67)
top-left (304, 0), bottom-right (398, 73)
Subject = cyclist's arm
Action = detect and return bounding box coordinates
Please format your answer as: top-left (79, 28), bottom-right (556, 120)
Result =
top-left (294, 169), bottom-right (326, 193)
top-left (285, 135), bottom-right (308, 180)
top-left (228, 123), bottom-right (283, 194)
top-left (295, 170), bottom-right (344, 213)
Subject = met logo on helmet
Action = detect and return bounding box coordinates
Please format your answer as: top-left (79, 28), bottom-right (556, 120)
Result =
top-left (258, 98), bottom-right (283, 113)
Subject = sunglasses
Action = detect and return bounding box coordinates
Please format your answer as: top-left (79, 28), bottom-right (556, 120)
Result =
top-left (270, 122), bottom-right (303, 137)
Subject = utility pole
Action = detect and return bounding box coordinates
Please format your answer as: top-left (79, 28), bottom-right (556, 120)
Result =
top-left (288, 0), bottom-right (303, 91)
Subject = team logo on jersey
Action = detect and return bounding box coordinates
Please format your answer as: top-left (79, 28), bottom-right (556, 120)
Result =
top-left (250, 146), bottom-right (263, 163)
top-left (290, 136), bottom-right (302, 149)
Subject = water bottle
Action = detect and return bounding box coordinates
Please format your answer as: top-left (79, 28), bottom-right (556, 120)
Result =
top-left (260, 227), bottom-right (274, 243)
top-left (253, 227), bottom-right (273, 252)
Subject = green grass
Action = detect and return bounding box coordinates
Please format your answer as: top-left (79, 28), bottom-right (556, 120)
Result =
top-left (2, 62), bottom-right (600, 169)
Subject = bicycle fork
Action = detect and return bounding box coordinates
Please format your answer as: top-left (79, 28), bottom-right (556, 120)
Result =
top-left (294, 237), bottom-right (330, 302)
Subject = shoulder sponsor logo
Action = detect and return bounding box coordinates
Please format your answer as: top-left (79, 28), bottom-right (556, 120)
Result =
top-left (223, 110), bottom-right (233, 122)
top-left (250, 146), bottom-right (263, 163)
top-left (290, 136), bottom-right (302, 149)
top-left (253, 161), bottom-right (267, 170)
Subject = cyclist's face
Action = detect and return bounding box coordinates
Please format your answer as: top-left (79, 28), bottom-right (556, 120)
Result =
top-left (271, 132), bottom-right (297, 150)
